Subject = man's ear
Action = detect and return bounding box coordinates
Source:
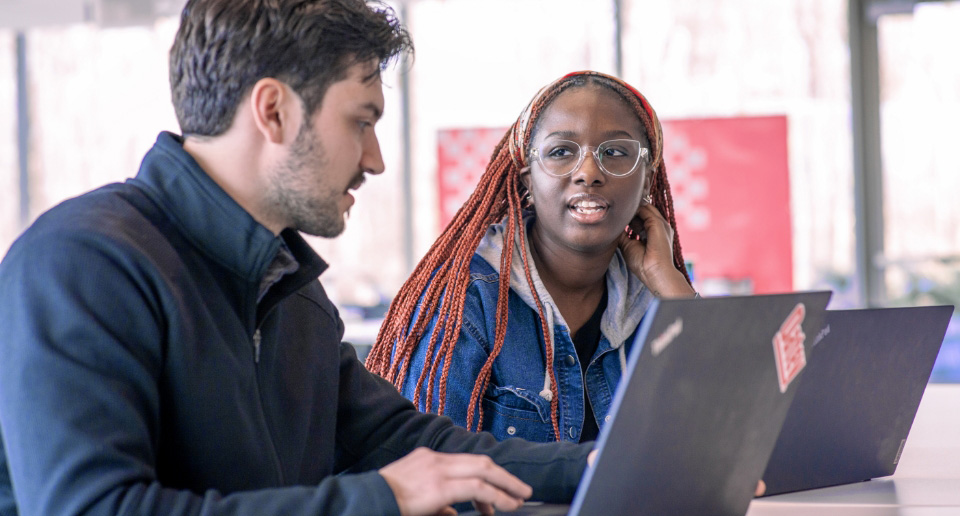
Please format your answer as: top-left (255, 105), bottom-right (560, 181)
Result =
top-left (249, 78), bottom-right (301, 145)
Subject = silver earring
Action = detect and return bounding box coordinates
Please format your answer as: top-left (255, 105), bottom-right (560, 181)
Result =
top-left (523, 192), bottom-right (535, 209)
top-left (643, 194), bottom-right (653, 205)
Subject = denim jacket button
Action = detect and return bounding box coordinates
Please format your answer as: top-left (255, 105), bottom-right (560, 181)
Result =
top-left (604, 415), bottom-right (612, 423)
top-left (565, 354), bottom-right (576, 367)
top-left (507, 426), bottom-right (517, 436)
top-left (568, 426), bottom-right (576, 439)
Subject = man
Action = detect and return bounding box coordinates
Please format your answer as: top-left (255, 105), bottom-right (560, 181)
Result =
top-left (0, 1), bottom-right (591, 515)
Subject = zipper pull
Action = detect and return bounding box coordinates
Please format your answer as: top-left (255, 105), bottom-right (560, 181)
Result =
top-left (253, 329), bottom-right (262, 363)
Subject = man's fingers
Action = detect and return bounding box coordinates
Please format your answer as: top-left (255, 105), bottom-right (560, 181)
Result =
top-left (437, 453), bottom-right (533, 500)
top-left (380, 448), bottom-right (532, 515)
top-left (443, 477), bottom-right (525, 512)
top-left (472, 500), bottom-right (495, 516)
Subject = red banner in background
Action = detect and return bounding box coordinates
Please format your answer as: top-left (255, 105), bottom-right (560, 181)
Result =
top-left (436, 115), bottom-right (792, 295)
top-left (661, 115), bottom-right (792, 294)
top-left (436, 128), bottom-right (505, 228)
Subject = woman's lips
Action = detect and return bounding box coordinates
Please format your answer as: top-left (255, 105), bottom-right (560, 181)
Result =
top-left (567, 193), bottom-right (610, 224)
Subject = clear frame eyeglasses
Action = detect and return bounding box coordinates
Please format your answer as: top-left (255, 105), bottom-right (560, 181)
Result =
top-left (530, 139), bottom-right (650, 178)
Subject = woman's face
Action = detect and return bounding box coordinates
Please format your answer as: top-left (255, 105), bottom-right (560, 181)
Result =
top-left (523, 84), bottom-right (650, 255)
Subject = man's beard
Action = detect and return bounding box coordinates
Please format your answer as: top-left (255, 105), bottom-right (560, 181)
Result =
top-left (265, 123), bottom-right (350, 238)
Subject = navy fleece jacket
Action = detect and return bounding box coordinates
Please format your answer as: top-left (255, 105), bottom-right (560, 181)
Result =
top-left (0, 132), bottom-right (589, 516)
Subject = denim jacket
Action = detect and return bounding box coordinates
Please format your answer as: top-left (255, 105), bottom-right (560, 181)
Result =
top-left (397, 216), bottom-right (654, 443)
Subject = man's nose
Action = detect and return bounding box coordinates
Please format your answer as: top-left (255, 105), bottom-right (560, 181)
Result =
top-left (363, 133), bottom-right (386, 175)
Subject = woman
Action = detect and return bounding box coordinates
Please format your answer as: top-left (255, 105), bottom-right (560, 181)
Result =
top-left (366, 71), bottom-right (696, 443)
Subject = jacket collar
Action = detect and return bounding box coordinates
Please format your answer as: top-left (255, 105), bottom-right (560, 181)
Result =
top-left (129, 132), bottom-right (327, 285)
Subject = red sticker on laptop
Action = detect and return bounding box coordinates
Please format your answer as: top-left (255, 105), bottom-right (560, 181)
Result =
top-left (772, 303), bottom-right (807, 393)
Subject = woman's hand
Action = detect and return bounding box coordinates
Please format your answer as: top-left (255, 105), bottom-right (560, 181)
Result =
top-left (617, 203), bottom-right (695, 298)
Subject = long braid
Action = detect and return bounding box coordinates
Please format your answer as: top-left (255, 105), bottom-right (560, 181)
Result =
top-left (365, 71), bottom-right (689, 441)
top-left (371, 146), bottom-right (508, 390)
top-left (513, 179), bottom-right (562, 440)
top-left (655, 161), bottom-right (691, 283)
top-left (468, 172), bottom-right (520, 431)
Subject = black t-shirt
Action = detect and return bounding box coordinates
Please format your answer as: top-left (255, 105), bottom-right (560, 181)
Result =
top-left (572, 291), bottom-right (607, 443)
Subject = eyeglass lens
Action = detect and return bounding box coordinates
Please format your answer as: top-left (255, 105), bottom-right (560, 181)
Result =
top-left (535, 139), bottom-right (645, 177)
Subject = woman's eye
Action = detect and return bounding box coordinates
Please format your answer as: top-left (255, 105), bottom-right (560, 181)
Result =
top-left (546, 147), bottom-right (576, 159)
top-left (602, 147), bottom-right (628, 157)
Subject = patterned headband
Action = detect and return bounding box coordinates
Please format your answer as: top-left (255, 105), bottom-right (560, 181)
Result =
top-left (508, 70), bottom-right (663, 170)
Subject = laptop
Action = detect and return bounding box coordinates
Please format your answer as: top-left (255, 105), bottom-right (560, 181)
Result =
top-left (760, 305), bottom-right (954, 496)
top-left (465, 291), bottom-right (832, 516)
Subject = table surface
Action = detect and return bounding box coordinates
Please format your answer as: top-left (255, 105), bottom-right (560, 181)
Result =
top-left (745, 384), bottom-right (960, 515)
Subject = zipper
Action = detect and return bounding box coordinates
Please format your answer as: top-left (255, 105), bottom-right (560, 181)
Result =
top-left (250, 307), bottom-right (284, 484)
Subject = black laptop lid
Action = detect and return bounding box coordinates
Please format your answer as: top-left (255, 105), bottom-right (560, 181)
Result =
top-left (568, 291), bottom-right (832, 516)
top-left (761, 305), bottom-right (954, 496)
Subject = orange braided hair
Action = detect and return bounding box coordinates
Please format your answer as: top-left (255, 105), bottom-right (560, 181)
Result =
top-left (366, 71), bottom-right (689, 441)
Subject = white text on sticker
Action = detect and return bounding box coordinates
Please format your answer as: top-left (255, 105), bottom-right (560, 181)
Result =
top-left (772, 303), bottom-right (807, 392)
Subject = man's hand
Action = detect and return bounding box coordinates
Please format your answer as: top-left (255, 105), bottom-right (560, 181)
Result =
top-left (379, 447), bottom-right (532, 516)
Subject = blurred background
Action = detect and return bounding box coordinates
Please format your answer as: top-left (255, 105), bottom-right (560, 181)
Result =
top-left (1, 0), bottom-right (958, 380)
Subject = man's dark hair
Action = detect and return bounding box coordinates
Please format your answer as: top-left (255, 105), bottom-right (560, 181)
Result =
top-left (170, 0), bottom-right (412, 137)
